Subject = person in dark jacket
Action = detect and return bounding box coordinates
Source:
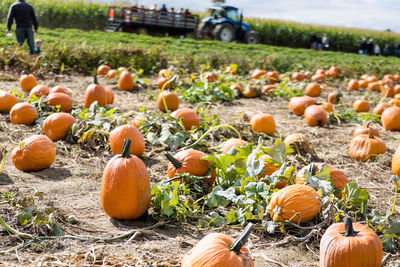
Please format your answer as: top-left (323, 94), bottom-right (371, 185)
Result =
top-left (6, 0), bottom-right (39, 55)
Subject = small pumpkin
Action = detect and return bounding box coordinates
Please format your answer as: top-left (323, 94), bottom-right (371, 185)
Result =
top-left (304, 105), bottom-right (328, 127)
top-left (29, 84), bottom-right (50, 97)
top-left (284, 133), bottom-right (312, 155)
top-left (320, 216), bottom-right (382, 267)
top-left (250, 113), bottom-right (276, 134)
top-left (20, 74), bottom-right (37, 92)
top-left (156, 91), bottom-right (179, 112)
top-left (352, 123), bottom-right (380, 138)
top-left (46, 93), bottom-right (73, 112)
top-left (383, 74), bottom-right (395, 82)
top-left (394, 84), bottom-right (400, 95)
top-left (382, 85), bottom-right (394, 97)
top-left (242, 111), bottom-right (256, 122)
top-left (0, 90), bottom-right (19, 112)
top-left (353, 99), bottom-right (370, 113)
top-left (157, 76), bottom-right (172, 89)
top-left (118, 70), bottom-right (134, 91)
top-left (49, 86), bottom-right (72, 96)
top-left (43, 113), bottom-right (76, 141)
top-left (12, 135), bottom-right (56, 172)
top-left (311, 73), bottom-right (326, 82)
top-left (266, 71), bottom-right (279, 83)
top-left (97, 64), bottom-right (111, 76)
top-left (101, 138), bottom-right (150, 220)
top-left (10, 102), bottom-right (38, 125)
top-left (267, 184), bottom-right (321, 223)
top-left (305, 83), bottom-right (321, 97)
top-left (389, 98), bottom-right (400, 107)
top-left (250, 69), bottom-right (267, 79)
top-left (327, 66), bottom-right (339, 78)
top-left (182, 223), bottom-right (254, 267)
top-left (166, 149), bottom-right (216, 186)
top-left (327, 92), bottom-right (342, 104)
top-left (84, 76), bottom-right (107, 108)
top-left (172, 108), bottom-right (200, 130)
top-left (296, 163), bottom-right (349, 198)
top-left (381, 106), bottom-right (400, 131)
top-left (130, 114), bottom-right (147, 128)
top-left (261, 84), bottom-right (277, 94)
top-left (109, 125), bottom-right (145, 157)
top-left (157, 69), bottom-right (170, 78)
top-left (230, 84), bottom-right (243, 93)
top-left (347, 79), bottom-right (359, 90)
top-left (243, 85), bottom-right (259, 98)
top-left (359, 79), bottom-right (369, 88)
top-left (367, 82), bottom-right (381, 92)
top-left (349, 133), bottom-right (386, 162)
top-left (258, 155), bottom-right (287, 189)
top-left (322, 101), bottom-right (334, 113)
top-left (106, 69), bottom-right (117, 80)
top-left (221, 138), bottom-right (248, 154)
top-left (291, 72), bottom-right (305, 81)
top-left (204, 72), bottom-right (218, 83)
top-left (373, 102), bottom-right (391, 115)
top-left (315, 69), bottom-right (326, 76)
top-left (366, 75), bottom-right (378, 83)
top-left (288, 96), bottom-right (316, 116)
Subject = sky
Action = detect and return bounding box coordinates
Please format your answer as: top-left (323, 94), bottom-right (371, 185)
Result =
top-left (100, 0), bottom-right (400, 33)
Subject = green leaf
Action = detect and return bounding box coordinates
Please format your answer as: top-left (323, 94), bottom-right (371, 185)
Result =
top-left (208, 212), bottom-right (225, 227)
top-left (343, 182), bottom-right (369, 207)
top-left (205, 186), bottom-right (231, 208)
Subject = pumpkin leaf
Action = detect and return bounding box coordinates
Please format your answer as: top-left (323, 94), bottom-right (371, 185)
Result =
top-left (207, 212), bottom-right (225, 227)
top-left (342, 182), bottom-right (369, 208)
top-left (304, 164), bottom-right (334, 196)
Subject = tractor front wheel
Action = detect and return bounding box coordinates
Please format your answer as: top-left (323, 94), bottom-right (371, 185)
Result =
top-left (245, 31), bottom-right (259, 44)
top-left (213, 23), bottom-right (234, 42)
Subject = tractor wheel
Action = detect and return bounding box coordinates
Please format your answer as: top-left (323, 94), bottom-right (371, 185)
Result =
top-left (245, 31), bottom-right (259, 44)
top-left (213, 23), bottom-right (234, 42)
top-left (198, 22), bottom-right (213, 39)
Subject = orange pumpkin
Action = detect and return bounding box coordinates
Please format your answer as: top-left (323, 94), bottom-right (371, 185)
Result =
top-left (367, 82), bottom-right (381, 92)
top-left (327, 93), bottom-right (342, 104)
top-left (243, 85), bottom-right (259, 98)
top-left (242, 111), bottom-right (256, 122)
top-left (105, 87), bottom-right (114, 105)
top-left (353, 99), bottom-right (370, 113)
top-left (267, 184), bottom-right (321, 224)
top-left (349, 133), bottom-right (386, 162)
top-left (157, 76), bottom-right (172, 89)
top-left (382, 85), bottom-right (394, 97)
top-left (366, 75), bottom-right (378, 83)
top-left (304, 105), bottom-right (328, 127)
top-left (172, 108), bottom-right (200, 130)
top-left (322, 101), bottom-right (334, 113)
top-left (394, 84), bottom-right (400, 95)
top-left (10, 102), bottom-right (38, 125)
top-left (158, 69), bottom-right (170, 78)
top-left (204, 72), bottom-right (218, 83)
top-left (250, 113), bottom-right (276, 134)
top-left (291, 72), bottom-right (305, 82)
top-left (389, 98), bottom-right (400, 107)
top-left (97, 64), bottom-right (111, 76)
top-left (101, 138), bottom-right (150, 219)
top-left (109, 125), bottom-right (145, 157)
top-left (382, 106), bottom-right (400, 131)
top-left (373, 102), bottom-right (391, 115)
top-left (347, 79), bottom-right (359, 90)
top-left (296, 163), bottom-right (348, 197)
top-left (46, 93), bottom-right (73, 112)
top-left (320, 217), bottom-right (382, 267)
top-left (0, 90), bottom-right (19, 112)
top-left (327, 66), bottom-right (339, 78)
top-left (353, 124), bottom-right (380, 138)
top-left (305, 83), bottom-right (321, 97)
top-left (20, 74), bottom-right (37, 92)
top-left (118, 70), bottom-right (134, 91)
top-left (358, 79), bottom-right (369, 88)
top-left (315, 69), bottom-right (326, 76)
top-left (261, 84), bottom-right (277, 94)
top-left (84, 76), bottom-right (107, 108)
top-left (166, 149), bottom-right (216, 186)
top-left (288, 96), bottom-right (316, 116)
top-left (221, 138), bottom-right (248, 154)
top-left (230, 84), bottom-right (243, 93)
top-left (284, 133), bottom-right (312, 154)
top-left (43, 113), bottom-right (76, 141)
top-left (266, 71), bottom-right (279, 83)
top-left (311, 73), bottom-right (326, 82)
top-left (156, 91), bottom-right (179, 112)
top-left (29, 84), bottom-right (50, 97)
top-left (391, 145), bottom-right (400, 176)
top-left (12, 135), bottom-right (56, 172)
top-left (182, 223), bottom-right (254, 267)
top-left (49, 86), bottom-right (72, 97)
top-left (258, 155), bottom-right (287, 189)
top-left (250, 69), bottom-right (267, 79)
top-left (130, 114), bottom-right (147, 128)
top-left (106, 69), bottom-right (117, 80)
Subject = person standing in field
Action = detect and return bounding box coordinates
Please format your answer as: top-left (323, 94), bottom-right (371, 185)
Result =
top-left (6, 0), bottom-right (39, 55)
top-left (322, 33), bottom-right (329, 51)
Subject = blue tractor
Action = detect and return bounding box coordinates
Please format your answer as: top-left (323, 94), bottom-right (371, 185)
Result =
top-left (198, 5), bottom-right (259, 44)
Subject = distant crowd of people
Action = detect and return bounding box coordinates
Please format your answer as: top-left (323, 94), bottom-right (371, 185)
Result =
top-left (310, 33), bottom-right (330, 51)
top-left (131, 3), bottom-right (192, 16)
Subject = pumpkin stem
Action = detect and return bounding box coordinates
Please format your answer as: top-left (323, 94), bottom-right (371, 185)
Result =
top-left (121, 138), bottom-right (132, 158)
top-left (230, 223), bottom-right (254, 254)
top-left (94, 75), bottom-right (99, 85)
top-left (307, 162), bottom-right (317, 175)
top-left (186, 124), bottom-right (241, 148)
top-left (342, 216), bottom-right (359, 237)
top-left (166, 152), bottom-right (182, 169)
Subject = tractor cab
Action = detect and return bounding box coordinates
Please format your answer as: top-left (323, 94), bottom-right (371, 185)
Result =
top-left (199, 5), bottom-right (257, 43)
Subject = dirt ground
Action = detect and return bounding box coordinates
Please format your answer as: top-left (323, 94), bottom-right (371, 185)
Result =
top-left (0, 73), bottom-right (399, 266)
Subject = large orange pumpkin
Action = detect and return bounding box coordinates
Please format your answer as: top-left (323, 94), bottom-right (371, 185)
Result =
top-left (156, 91), bottom-right (179, 112)
top-left (267, 184), bottom-right (321, 224)
top-left (221, 138), bottom-right (248, 154)
top-left (353, 99), bottom-right (370, 113)
top-left (49, 86), bottom-right (72, 97)
top-left (349, 133), bottom-right (386, 162)
top-left (320, 217), bottom-right (382, 267)
top-left (243, 85), bottom-right (259, 98)
top-left (84, 76), bottom-right (107, 108)
top-left (382, 106), bottom-right (400, 131)
top-left (373, 102), bottom-right (391, 115)
top-left (347, 79), bottom-right (359, 90)
top-left (109, 125), bottom-right (145, 157)
top-left (391, 145), bottom-right (400, 176)
top-left (288, 96), bottom-right (316, 116)
top-left (118, 70), bottom-right (134, 91)
top-left (43, 113), bottom-right (76, 141)
top-left (182, 223), bottom-right (254, 267)
top-left (46, 93), bottom-right (73, 112)
top-left (101, 138), bottom-right (150, 219)
top-left (352, 124), bottom-right (380, 138)
top-left (10, 102), bottom-right (38, 125)
top-left (249, 113), bottom-right (276, 134)
top-left (172, 108), bottom-right (200, 130)
top-left (305, 83), bottom-right (321, 97)
top-left (12, 135), bottom-right (56, 172)
top-left (29, 84), bottom-right (50, 97)
top-left (304, 105), bottom-right (328, 127)
top-left (166, 149), bottom-right (216, 186)
top-left (20, 74), bottom-right (37, 92)
top-left (0, 90), bottom-right (19, 112)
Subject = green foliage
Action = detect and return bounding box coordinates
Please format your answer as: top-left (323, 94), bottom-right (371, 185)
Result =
top-left (332, 108), bottom-right (381, 124)
top-left (181, 80), bottom-right (238, 103)
top-left (271, 79), bottom-right (304, 99)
